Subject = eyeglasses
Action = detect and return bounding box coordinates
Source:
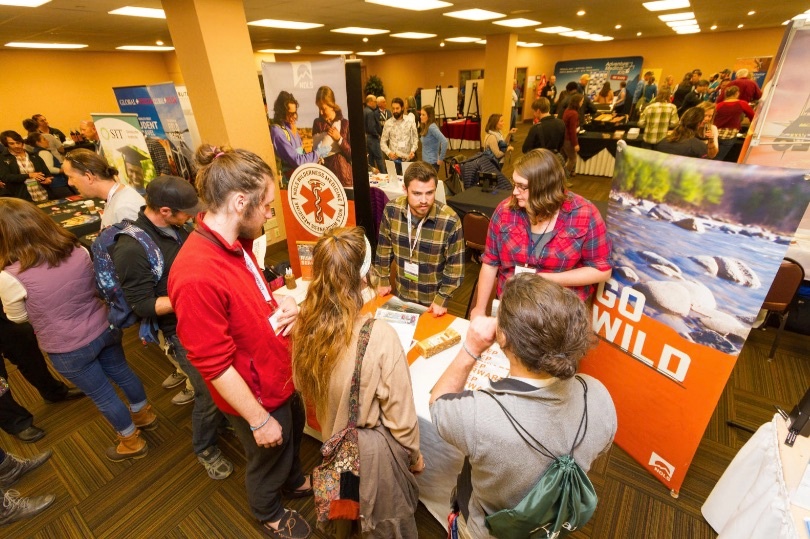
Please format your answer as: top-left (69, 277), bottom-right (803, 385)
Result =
top-left (513, 182), bottom-right (529, 192)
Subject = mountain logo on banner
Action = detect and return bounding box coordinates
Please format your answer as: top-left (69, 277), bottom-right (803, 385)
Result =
top-left (287, 163), bottom-right (348, 236)
top-left (292, 62), bottom-right (314, 89)
top-left (648, 451), bottom-right (674, 482)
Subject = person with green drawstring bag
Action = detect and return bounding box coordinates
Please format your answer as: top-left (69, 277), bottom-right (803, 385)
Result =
top-left (430, 273), bottom-right (617, 538)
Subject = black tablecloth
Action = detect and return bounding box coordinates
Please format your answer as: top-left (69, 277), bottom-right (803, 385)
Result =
top-left (577, 131), bottom-right (743, 163)
top-left (38, 196), bottom-right (104, 238)
top-left (446, 186), bottom-right (510, 219)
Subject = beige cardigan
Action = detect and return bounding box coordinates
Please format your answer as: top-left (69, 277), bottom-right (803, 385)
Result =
top-left (310, 314), bottom-right (422, 466)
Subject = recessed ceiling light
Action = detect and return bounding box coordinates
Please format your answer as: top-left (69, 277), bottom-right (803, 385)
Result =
top-left (363, 37), bottom-right (369, 42)
top-left (642, 0), bottom-right (690, 11)
top-left (737, 24), bottom-right (744, 28)
top-left (296, 45), bottom-right (302, 50)
top-left (666, 19), bottom-right (698, 27)
top-left (0, 0), bottom-right (51, 6)
top-left (710, 25), bottom-right (717, 30)
top-left (443, 9), bottom-right (504, 21)
top-left (117, 45), bottom-right (175, 51)
top-left (561, 30), bottom-right (591, 38)
top-left (332, 27), bottom-right (389, 35)
top-left (391, 32), bottom-right (437, 39)
top-left (675, 27), bottom-right (701, 34)
top-left (320, 50), bottom-right (354, 55)
top-left (637, 31), bottom-right (642, 36)
top-left (476, 39), bottom-right (487, 44)
top-left (440, 42), bottom-right (445, 47)
top-left (109, 6), bottom-right (165, 18)
top-left (356, 50), bottom-right (386, 56)
top-left (536, 26), bottom-right (572, 34)
top-left (615, 24), bottom-right (622, 29)
top-left (156, 40), bottom-right (164, 46)
top-left (365, 0), bottom-right (452, 10)
top-left (517, 41), bottom-right (543, 47)
top-left (258, 48), bottom-right (300, 54)
top-left (445, 37), bottom-right (481, 43)
top-left (249, 19), bottom-right (323, 29)
top-left (590, 35), bottom-right (614, 41)
top-left (658, 12), bottom-right (695, 21)
top-left (747, 10), bottom-right (755, 15)
top-left (493, 18), bottom-right (541, 27)
top-left (577, 10), bottom-right (586, 16)
top-left (6, 41), bottom-right (87, 49)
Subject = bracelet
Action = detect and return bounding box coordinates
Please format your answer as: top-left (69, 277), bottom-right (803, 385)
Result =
top-left (462, 342), bottom-right (482, 362)
top-left (250, 413), bottom-right (272, 432)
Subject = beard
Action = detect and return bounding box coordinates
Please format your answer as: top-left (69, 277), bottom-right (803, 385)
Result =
top-left (393, 111), bottom-right (403, 120)
top-left (237, 206), bottom-right (265, 240)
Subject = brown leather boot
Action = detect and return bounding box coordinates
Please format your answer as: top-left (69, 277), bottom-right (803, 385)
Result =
top-left (105, 430), bottom-right (148, 462)
top-left (130, 404), bottom-right (158, 431)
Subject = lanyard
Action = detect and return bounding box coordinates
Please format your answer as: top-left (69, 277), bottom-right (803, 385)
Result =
top-left (242, 248), bottom-right (274, 307)
top-left (406, 209), bottom-right (426, 260)
top-left (527, 211), bottom-right (557, 262)
top-left (106, 183), bottom-right (121, 205)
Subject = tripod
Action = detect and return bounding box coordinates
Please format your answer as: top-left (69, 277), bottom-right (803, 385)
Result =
top-left (464, 82), bottom-right (480, 119)
top-left (433, 85), bottom-right (448, 120)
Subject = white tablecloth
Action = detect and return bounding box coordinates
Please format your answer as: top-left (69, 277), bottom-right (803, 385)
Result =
top-left (702, 414), bottom-right (810, 538)
top-left (370, 173), bottom-right (404, 201)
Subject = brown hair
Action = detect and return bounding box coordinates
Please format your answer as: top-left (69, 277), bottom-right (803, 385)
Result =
top-left (484, 113), bottom-right (502, 134)
top-left (25, 132), bottom-right (44, 147)
top-left (567, 93), bottom-right (584, 110)
top-left (497, 273), bottom-right (594, 378)
top-left (666, 107), bottom-right (705, 143)
top-left (653, 89), bottom-right (671, 103)
top-left (509, 149), bottom-right (567, 223)
top-left (598, 82), bottom-right (612, 98)
top-left (0, 198), bottom-right (80, 271)
top-left (194, 144), bottom-right (273, 214)
top-left (292, 227), bottom-right (372, 405)
top-left (531, 98), bottom-right (550, 114)
top-left (64, 149), bottom-right (118, 180)
top-left (419, 105), bottom-right (436, 137)
top-left (315, 85), bottom-right (342, 114)
top-left (697, 101), bottom-right (716, 125)
top-left (402, 160), bottom-right (437, 189)
top-left (724, 85), bottom-right (740, 99)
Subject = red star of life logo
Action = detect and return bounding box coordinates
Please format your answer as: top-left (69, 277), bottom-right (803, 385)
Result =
top-left (300, 181), bottom-right (336, 223)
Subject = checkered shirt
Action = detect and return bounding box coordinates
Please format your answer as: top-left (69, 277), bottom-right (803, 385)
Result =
top-left (481, 193), bottom-right (612, 301)
top-left (380, 117), bottom-right (418, 159)
top-left (374, 197), bottom-right (464, 307)
top-left (638, 102), bottom-right (679, 145)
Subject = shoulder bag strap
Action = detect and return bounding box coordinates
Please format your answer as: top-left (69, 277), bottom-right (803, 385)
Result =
top-left (347, 318), bottom-right (375, 429)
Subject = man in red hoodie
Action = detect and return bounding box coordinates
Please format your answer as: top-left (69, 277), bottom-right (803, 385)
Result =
top-left (168, 145), bottom-right (311, 539)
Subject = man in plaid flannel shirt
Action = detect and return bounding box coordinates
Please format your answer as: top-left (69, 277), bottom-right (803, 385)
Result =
top-left (638, 90), bottom-right (679, 148)
top-left (375, 161), bottom-right (464, 316)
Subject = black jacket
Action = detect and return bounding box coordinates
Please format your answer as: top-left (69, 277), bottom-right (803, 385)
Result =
top-left (111, 208), bottom-right (189, 339)
top-left (0, 151), bottom-right (51, 200)
top-left (523, 116), bottom-right (566, 154)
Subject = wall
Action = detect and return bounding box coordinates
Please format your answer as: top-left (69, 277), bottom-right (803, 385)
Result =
top-left (0, 50), bottom-right (178, 134)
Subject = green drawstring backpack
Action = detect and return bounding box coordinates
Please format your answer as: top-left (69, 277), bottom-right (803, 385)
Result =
top-left (481, 376), bottom-right (597, 539)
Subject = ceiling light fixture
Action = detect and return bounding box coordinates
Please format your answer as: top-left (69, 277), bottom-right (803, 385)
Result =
top-left (445, 37), bottom-right (481, 42)
top-left (440, 41), bottom-right (445, 47)
top-left (296, 45), bottom-right (302, 50)
top-left (493, 18), bottom-right (540, 27)
top-left (747, 10), bottom-right (755, 15)
top-left (476, 39), bottom-right (487, 44)
top-left (536, 26), bottom-right (572, 33)
top-left (443, 9), bottom-right (504, 21)
top-left (642, 0), bottom-right (690, 11)
top-left (363, 37), bottom-right (369, 42)
top-left (658, 12), bottom-right (695, 21)
top-left (577, 10), bottom-right (586, 16)
top-left (6, 41), bottom-right (87, 49)
top-left (0, 0), bottom-right (51, 6)
top-left (365, 0), bottom-right (452, 10)
top-left (356, 50), bottom-right (386, 56)
top-left (666, 19), bottom-right (698, 27)
top-left (156, 40), bottom-right (164, 46)
top-left (615, 24), bottom-right (622, 29)
top-left (390, 32), bottom-right (437, 39)
top-left (320, 50), bottom-right (354, 55)
top-left (258, 48), bottom-right (300, 54)
top-left (710, 24), bottom-right (717, 30)
top-left (637, 31), bottom-right (642, 36)
top-left (109, 6), bottom-right (165, 18)
top-left (117, 45), bottom-right (175, 51)
top-left (737, 23), bottom-right (744, 28)
top-left (560, 30), bottom-right (591, 38)
top-left (332, 27), bottom-right (389, 35)
top-left (517, 41), bottom-right (543, 47)
top-left (249, 19), bottom-right (323, 29)
top-left (675, 27), bottom-right (700, 34)
top-left (590, 35), bottom-right (614, 41)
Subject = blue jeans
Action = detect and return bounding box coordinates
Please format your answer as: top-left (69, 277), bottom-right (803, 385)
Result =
top-left (48, 326), bottom-right (146, 435)
top-left (366, 135), bottom-right (385, 171)
top-left (167, 334), bottom-right (227, 455)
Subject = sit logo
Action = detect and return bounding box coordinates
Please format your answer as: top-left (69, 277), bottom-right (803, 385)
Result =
top-left (648, 451), bottom-right (675, 482)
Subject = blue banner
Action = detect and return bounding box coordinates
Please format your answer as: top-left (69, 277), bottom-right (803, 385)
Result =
top-left (113, 85), bottom-right (165, 138)
top-left (554, 56), bottom-right (644, 101)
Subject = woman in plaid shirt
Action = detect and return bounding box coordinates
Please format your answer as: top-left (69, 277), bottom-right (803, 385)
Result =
top-left (469, 149), bottom-right (611, 317)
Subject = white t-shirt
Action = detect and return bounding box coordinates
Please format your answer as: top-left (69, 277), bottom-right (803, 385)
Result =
top-left (101, 184), bottom-right (145, 228)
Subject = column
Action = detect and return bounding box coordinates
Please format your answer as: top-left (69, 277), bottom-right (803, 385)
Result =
top-left (483, 33), bottom-right (518, 134)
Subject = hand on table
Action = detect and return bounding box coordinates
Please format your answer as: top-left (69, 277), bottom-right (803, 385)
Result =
top-left (466, 316), bottom-right (497, 358)
top-left (275, 295), bottom-right (299, 336)
top-left (427, 303), bottom-right (447, 317)
top-left (253, 415), bottom-right (283, 448)
top-left (377, 285), bottom-right (392, 297)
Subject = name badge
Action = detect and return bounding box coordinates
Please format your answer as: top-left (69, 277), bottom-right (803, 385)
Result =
top-left (268, 309), bottom-right (282, 334)
top-left (404, 261), bottom-right (419, 282)
top-left (515, 265), bottom-right (535, 275)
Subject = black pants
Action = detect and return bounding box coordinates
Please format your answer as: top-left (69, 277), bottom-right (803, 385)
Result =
top-left (226, 392), bottom-right (307, 523)
top-left (0, 315), bottom-right (69, 434)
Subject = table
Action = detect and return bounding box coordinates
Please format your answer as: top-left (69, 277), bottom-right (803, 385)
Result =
top-left (702, 414), bottom-right (810, 538)
top-left (369, 173), bottom-right (404, 202)
top-left (39, 196), bottom-right (104, 238)
top-left (446, 186), bottom-right (510, 219)
top-left (441, 119), bottom-right (481, 151)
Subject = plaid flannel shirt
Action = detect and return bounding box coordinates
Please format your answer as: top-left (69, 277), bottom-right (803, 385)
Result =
top-left (374, 197), bottom-right (464, 307)
top-left (638, 102), bottom-right (679, 145)
top-left (482, 193), bottom-right (612, 301)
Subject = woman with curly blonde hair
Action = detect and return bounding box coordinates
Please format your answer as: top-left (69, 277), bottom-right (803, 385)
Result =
top-left (292, 227), bottom-right (423, 538)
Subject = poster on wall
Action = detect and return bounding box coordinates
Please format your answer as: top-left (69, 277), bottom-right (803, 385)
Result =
top-left (580, 142), bottom-right (810, 493)
top-left (732, 56), bottom-right (773, 89)
top-left (91, 112), bottom-right (155, 189)
top-left (553, 56), bottom-right (643, 100)
top-left (113, 83), bottom-right (195, 182)
top-left (261, 57), bottom-right (354, 276)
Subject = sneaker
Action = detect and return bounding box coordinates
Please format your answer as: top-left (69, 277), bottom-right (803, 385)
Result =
top-left (0, 450), bottom-right (53, 489)
top-left (0, 490), bottom-right (56, 526)
top-left (171, 388), bottom-right (195, 406)
top-left (162, 372), bottom-right (187, 389)
top-left (197, 446), bottom-right (234, 480)
top-left (260, 509), bottom-right (312, 539)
